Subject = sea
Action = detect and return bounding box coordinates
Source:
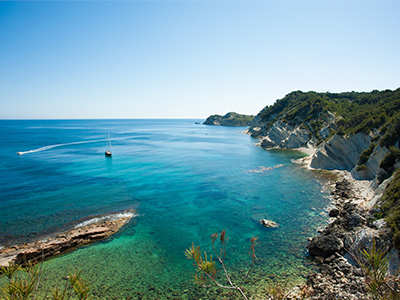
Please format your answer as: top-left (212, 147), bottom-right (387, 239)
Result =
top-left (0, 119), bottom-right (331, 299)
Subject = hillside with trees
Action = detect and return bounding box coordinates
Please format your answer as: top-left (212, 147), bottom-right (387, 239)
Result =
top-left (204, 112), bottom-right (254, 126)
top-left (253, 88), bottom-right (400, 146)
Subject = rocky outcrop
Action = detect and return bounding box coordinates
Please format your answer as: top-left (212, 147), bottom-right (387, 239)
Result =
top-left (0, 210), bottom-right (136, 267)
top-left (305, 177), bottom-right (398, 299)
top-left (203, 112), bottom-right (254, 126)
top-left (253, 121), bottom-right (314, 149)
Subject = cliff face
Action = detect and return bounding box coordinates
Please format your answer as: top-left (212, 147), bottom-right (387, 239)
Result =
top-left (253, 121), bottom-right (316, 149)
top-left (204, 112), bottom-right (254, 126)
top-left (351, 145), bottom-right (390, 180)
top-left (245, 89), bottom-right (400, 297)
top-left (248, 89), bottom-right (400, 182)
top-left (310, 133), bottom-right (372, 171)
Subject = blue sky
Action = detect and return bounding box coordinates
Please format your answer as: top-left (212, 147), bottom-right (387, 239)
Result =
top-left (1, 1), bottom-right (399, 119)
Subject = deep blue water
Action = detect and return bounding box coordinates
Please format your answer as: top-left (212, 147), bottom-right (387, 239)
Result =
top-left (0, 119), bottom-right (330, 299)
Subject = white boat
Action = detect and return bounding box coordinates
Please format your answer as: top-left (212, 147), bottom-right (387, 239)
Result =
top-left (105, 134), bottom-right (112, 157)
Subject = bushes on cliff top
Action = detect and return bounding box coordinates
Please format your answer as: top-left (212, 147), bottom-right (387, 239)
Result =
top-left (258, 88), bottom-right (400, 146)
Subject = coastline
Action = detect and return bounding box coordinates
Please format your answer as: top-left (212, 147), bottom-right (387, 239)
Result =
top-left (0, 209), bottom-right (136, 267)
top-left (293, 152), bottom-right (398, 299)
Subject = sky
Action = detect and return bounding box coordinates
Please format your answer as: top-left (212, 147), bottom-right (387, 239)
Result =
top-left (1, 1), bottom-right (399, 119)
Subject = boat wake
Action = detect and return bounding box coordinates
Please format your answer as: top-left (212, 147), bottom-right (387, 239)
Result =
top-left (16, 135), bottom-right (141, 155)
top-left (16, 138), bottom-right (108, 155)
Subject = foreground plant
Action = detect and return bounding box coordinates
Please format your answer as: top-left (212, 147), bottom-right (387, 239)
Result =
top-left (265, 283), bottom-right (291, 300)
top-left (359, 240), bottom-right (399, 300)
top-left (0, 261), bottom-right (43, 299)
top-left (0, 262), bottom-right (92, 300)
top-left (185, 230), bottom-right (258, 300)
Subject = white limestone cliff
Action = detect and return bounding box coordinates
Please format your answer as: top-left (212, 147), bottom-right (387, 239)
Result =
top-left (257, 121), bottom-right (314, 149)
top-left (309, 133), bottom-right (371, 171)
top-left (351, 145), bottom-right (390, 180)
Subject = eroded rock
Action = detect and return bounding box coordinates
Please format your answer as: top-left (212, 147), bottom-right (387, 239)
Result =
top-left (0, 209), bottom-right (136, 267)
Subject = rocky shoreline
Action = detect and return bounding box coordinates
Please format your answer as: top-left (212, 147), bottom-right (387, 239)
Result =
top-left (0, 209), bottom-right (136, 267)
top-left (302, 173), bottom-right (398, 299)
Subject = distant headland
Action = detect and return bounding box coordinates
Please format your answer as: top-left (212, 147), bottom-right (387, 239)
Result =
top-left (203, 112), bottom-right (254, 126)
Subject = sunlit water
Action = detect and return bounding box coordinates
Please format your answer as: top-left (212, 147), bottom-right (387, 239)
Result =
top-left (0, 119), bottom-right (331, 299)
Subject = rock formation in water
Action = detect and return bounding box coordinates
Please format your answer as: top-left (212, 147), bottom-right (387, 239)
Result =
top-left (203, 112), bottom-right (254, 126)
top-left (260, 219), bottom-right (278, 228)
top-left (0, 210), bottom-right (136, 267)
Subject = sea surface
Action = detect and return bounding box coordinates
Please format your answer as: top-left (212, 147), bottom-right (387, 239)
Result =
top-left (0, 119), bottom-right (331, 299)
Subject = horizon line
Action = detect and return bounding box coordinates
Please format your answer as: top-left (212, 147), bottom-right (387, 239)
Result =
top-left (0, 117), bottom-right (206, 121)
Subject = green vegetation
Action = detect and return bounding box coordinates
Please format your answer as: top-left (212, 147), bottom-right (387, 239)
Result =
top-left (224, 112), bottom-right (254, 124)
top-left (257, 88), bottom-right (400, 146)
top-left (204, 112), bottom-right (254, 126)
top-left (185, 230), bottom-right (258, 300)
top-left (358, 143), bottom-right (377, 166)
top-left (359, 240), bottom-right (400, 300)
top-left (379, 169), bottom-right (400, 247)
top-left (0, 263), bottom-right (92, 300)
top-left (379, 147), bottom-right (400, 181)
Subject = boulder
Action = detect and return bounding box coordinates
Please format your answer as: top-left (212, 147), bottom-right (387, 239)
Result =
top-left (347, 213), bottom-right (367, 229)
top-left (372, 219), bottom-right (388, 230)
top-left (329, 208), bottom-right (340, 217)
top-left (250, 127), bottom-right (262, 137)
top-left (259, 136), bottom-right (275, 148)
top-left (307, 234), bottom-right (344, 258)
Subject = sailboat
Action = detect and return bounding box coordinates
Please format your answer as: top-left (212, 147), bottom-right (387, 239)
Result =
top-left (105, 134), bottom-right (112, 157)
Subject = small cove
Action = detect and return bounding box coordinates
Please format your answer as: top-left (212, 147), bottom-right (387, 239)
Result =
top-left (0, 119), bottom-right (331, 298)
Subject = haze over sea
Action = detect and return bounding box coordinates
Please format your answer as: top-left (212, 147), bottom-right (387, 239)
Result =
top-left (0, 119), bottom-right (331, 299)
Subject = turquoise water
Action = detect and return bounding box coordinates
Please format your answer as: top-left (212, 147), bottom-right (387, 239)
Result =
top-left (0, 120), bottom-right (330, 299)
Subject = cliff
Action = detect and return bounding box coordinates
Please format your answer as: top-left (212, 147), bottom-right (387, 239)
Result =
top-left (204, 112), bottom-right (254, 126)
top-left (247, 89), bottom-right (400, 290)
top-left (248, 88), bottom-right (400, 183)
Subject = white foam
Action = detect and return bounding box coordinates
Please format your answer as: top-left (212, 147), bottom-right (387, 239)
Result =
top-left (74, 211), bottom-right (138, 229)
top-left (249, 164), bottom-right (284, 173)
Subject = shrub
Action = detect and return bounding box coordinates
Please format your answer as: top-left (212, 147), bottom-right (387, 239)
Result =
top-left (185, 230), bottom-right (258, 300)
top-left (0, 263), bottom-right (92, 300)
top-left (359, 240), bottom-right (400, 299)
top-left (379, 169), bottom-right (400, 248)
top-left (358, 143), bottom-right (377, 166)
top-left (379, 147), bottom-right (400, 179)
